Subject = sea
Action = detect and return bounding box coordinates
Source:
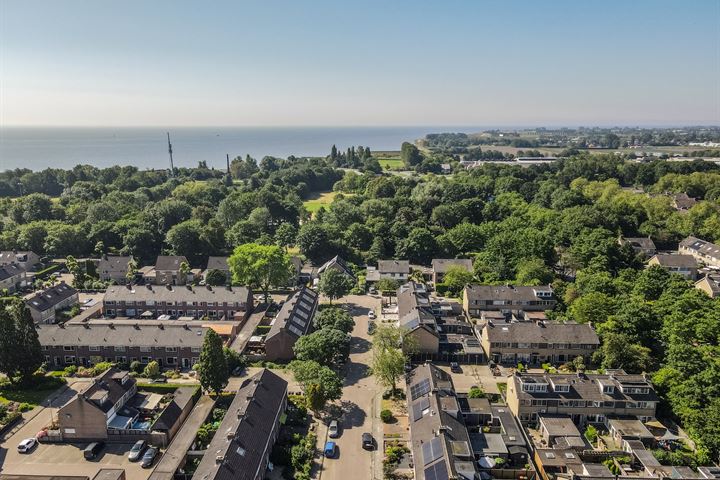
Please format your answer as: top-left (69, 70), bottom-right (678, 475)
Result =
top-left (0, 126), bottom-right (478, 172)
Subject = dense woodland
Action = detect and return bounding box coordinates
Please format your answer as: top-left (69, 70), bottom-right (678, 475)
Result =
top-left (1, 150), bottom-right (720, 460)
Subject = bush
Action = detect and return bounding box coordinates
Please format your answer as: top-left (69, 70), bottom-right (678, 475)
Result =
top-left (63, 365), bottom-right (78, 377)
top-left (584, 425), bottom-right (598, 443)
top-left (385, 444), bottom-right (407, 464)
top-left (18, 402), bottom-right (33, 412)
top-left (224, 347), bottom-right (246, 372)
top-left (130, 361), bottom-right (142, 374)
top-left (494, 457), bottom-right (506, 467)
top-left (380, 409), bottom-right (394, 423)
top-left (468, 386), bottom-right (486, 398)
top-left (143, 361), bottom-right (160, 379)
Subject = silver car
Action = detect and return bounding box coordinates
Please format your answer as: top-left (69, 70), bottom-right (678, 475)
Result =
top-left (128, 440), bottom-right (147, 462)
top-left (328, 420), bottom-right (340, 438)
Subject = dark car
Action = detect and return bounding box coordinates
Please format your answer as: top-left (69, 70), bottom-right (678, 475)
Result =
top-left (83, 441), bottom-right (104, 460)
top-left (128, 440), bottom-right (147, 462)
top-left (450, 362), bottom-right (462, 373)
top-left (141, 446), bottom-right (159, 468)
top-left (323, 441), bottom-right (337, 458)
top-left (362, 432), bottom-right (374, 450)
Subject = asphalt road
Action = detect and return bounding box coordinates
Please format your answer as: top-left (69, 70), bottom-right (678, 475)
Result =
top-left (315, 294), bottom-right (383, 480)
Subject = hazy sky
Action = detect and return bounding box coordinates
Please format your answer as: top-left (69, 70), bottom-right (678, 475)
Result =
top-left (1, 0), bottom-right (719, 127)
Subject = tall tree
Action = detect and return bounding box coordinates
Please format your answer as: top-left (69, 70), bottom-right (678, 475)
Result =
top-left (197, 329), bottom-right (228, 395)
top-left (228, 243), bottom-right (292, 302)
top-left (0, 299), bottom-right (42, 385)
top-left (289, 360), bottom-right (342, 415)
top-left (318, 269), bottom-right (354, 304)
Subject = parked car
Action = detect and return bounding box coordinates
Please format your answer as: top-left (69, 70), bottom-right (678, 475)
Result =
top-left (232, 366), bottom-right (244, 376)
top-left (83, 441), bottom-right (104, 460)
top-left (369, 287), bottom-right (377, 294)
top-left (17, 438), bottom-right (37, 453)
top-left (450, 362), bottom-right (462, 373)
top-left (323, 441), bottom-right (337, 458)
top-left (328, 420), bottom-right (340, 438)
top-left (368, 310), bottom-right (376, 319)
top-left (128, 440), bottom-right (147, 462)
top-left (362, 432), bottom-right (375, 450)
top-left (141, 446), bottom-right (159, 468)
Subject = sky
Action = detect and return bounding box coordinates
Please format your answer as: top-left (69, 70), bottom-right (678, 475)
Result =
top-left (1, 0), bottom-right (719, 127)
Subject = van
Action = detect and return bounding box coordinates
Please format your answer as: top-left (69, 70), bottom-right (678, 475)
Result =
top-left (84, 441), bottom-right (104, 460)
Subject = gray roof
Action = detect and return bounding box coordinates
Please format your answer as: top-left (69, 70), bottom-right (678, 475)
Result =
top-left (98, 256), bottom-right (132, 275)
top-left (696, 274), bottom-right (720, 295)
top-left (469, 432), bottom-right (508, 456)
top-left (674, 192), bottom-right (697, 209)
top-left (484, 321), bottom-right (600, 345)
top-left (104, 284), bottom-right (251, 304)
top-left (0, 263), bottom-right (25, 281)
top-left (512, 371), bottom-right (658, 403)
top-left (155, 256), bottom-right (189, 270)
top-left (0, 251), bottom-right (36, 265)
top-left (650, 253), bottom-right (697, 268)
top-left (406, 364), bottom-right (477, 480)
top-left (153, 387), bottom-right (197, 431)
top-left (27, 283), bottom-right (78, 312)
top-left (397, 282), bottom-right (438, 335)
top-left (622, 237), bottom-right (656, 250)
top-left (266, 287), bottom-right (318, 340)
top-left (539, 414), bottom-right (582, 437)
top-left (192, 369), bottom-right (287, 480)
top-left (680, 236), bottom-right (720, 259)
top-left (431, 258), bottom-right (473, 274)
top-left (317, 255), bottom-right (355, 278)
top-left (75, 368), bottom-right (136, 413)
top-left (37, 322), bottom-right (208, 348)
top-left (378, 259), bottom-right (410, 274)
top-left (465, 284), bottom-right (553, 302)
top-left (205, 256), bottom-right (229, 271)
top-left (607, 417), bottom-right (653, 438)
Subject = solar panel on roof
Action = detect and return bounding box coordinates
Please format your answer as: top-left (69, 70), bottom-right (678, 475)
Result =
top-left (424, 461), bottom-right (449, 480)
top-left (422, 437), bottom-right (443, 466)
top-left (410, 378), bottom-right (431, 400)
top-left (412, 397), bottom-right (430, 421)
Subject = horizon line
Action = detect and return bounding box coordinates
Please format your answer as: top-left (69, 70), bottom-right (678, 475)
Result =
top-left (2, 123), bottom-right (719, 129)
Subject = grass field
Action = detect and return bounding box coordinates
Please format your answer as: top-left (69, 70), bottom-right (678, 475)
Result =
top-left (303, 191), bottom-right (339, 213)
top-left (0, 384), bottom-right (59, 407)
top-left (377, 158), bottom-right (404, 169)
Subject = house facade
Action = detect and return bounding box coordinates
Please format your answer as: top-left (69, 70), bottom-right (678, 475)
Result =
top-left (377, 260), bottom-right (410, 281)
top-left (679, 236), bottom-right (720, 268)
top-left (26, 283), bottom-right (79, 324)
top-left (463, 285), bottom-right (555, 317)
top-left (98, 255), bottom-right (133, 284)
top-left (695, 274), bottom-right (720, 298)
top-left (203, 256), bottom-right (230, 283)
top-left (103, 284), bottom-right (253, 321)
top-left (480, 320), bottom-right (600, 365)
top-left (153, 256), bottom-right (190, 285)
top-left (191, 369), bottom-right (288, 480)
top-left (0, 263), bottom-right (27, 293)
top-left (506, 371), bottom-right (658, 426)
top-left (37, 322), bottom-right (211, 370)
top-left (647, 254), bottom-right (697, 279)
top-left (57, 369), bottom-right (137, 441)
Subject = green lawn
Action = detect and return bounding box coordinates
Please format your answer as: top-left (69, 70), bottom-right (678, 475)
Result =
top-left (376, 158), bottom-right (404, 169)
top-left (302, 191), bottom-right (344, 214)
top-left (0, 385), bottom-right (61, 407)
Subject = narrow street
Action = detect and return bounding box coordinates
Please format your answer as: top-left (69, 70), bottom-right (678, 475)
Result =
top-left (315, 295), bottom-right (383, 480)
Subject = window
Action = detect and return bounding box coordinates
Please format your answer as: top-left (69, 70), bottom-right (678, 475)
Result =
top-left (63, 346), bottom-right (75, 351)
top-left (166, 347), bottom-right (178, 353)
top-left (89, 346), bottom-right (100, 351)
top-left (140, 346), bottom-right (151, 353)
top-left (41, 345), bottom-right (49, 351)
top-left (191, 347), bottom-right (201, 353)
top-left (167, 357), bottom-right (177, 365)
top-left (115, 346), bottom-right (126, 352)
top-left (141, 356), bottom-right (151, 364)
top-left (64, 355), bottom-right (75, 364)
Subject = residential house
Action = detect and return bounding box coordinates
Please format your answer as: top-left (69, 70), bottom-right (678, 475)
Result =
top-left (0, 263), bottom-right (27, 293)
top-left (368, 260), bottom-right (410, 283)
top-left (679, 235), bottom-right (720, 268)
top-left (406, 363), bottom-right (478, 480)
top-left (673, 192), bottom-right (697, 211)
top-left (463, 284), bottom-right (555, 317)
top-left (103, 284), bottom-right (253, 321)
top-left (316, 255), bottom-right (355, 280)
top-left (290, 256), bottom-right (305, 286)
top-left (26, 283), bottom-right (79, 324)
top-left (0, 250), bottom-right (40, 270)
top-left (191, 369), bottom-right (288, 480)
top-left (37, 321), bottom-right (216, 370)
top-left (98, 255), bottom-right (134, 284)
top-left (153, 256), bottom-right (190, 285)
top-left (431, 258), bottom-right (473, 284)
top-left (695, 274), bottom-right (720, 298)
top-left (479, 320), bottom-right (599, 366)
top-left (57, 368), bottom-right (137, 441)
top-left (647, 254), bottom-right (697, 279)
top-left (537, 415), bottom-right (586, 449)
top-left (264, 287), bottom-right (318, 361)
top-left (619, 237), bottom-right (657, 258)
top-left (506, 370), bottom-right (658, 426)
top-left (203, 256), bottom-right (231, 283)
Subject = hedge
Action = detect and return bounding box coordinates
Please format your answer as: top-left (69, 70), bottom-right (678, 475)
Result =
top-left (35, 264), bottom-right (62, 280)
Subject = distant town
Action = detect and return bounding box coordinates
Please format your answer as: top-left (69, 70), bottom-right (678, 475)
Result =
top-left (1, 126), bottom-right (720, 480)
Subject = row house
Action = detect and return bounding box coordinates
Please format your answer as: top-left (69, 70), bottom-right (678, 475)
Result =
top-left (647, 253), bottom-right (697, 279)
top-left (37, 322), bottom-right (210, 370)
top-left (506, 370), bottom-right (658, 427)
top-left (463, 284), bottom-right (556, 317)
top-left (0, 250), bottom-right (41, 270)
top-left (679, 235), bottom-right (720, 268)
top-left (26, 282), bottom-right (79, 324)
top-left (103, 284), bottom-right (253, 321)
top-left (430, 258), bottom-right (473, 284)
top-left (0, 263), bottom-right (27, 293)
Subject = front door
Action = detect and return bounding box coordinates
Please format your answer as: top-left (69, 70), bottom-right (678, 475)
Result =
top-left (182, 358), bottom-right (190, 369)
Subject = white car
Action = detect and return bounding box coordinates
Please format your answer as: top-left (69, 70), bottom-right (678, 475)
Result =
top-left (17, 437), bottom-right (37, 453)
top-left (368, 310), bottom-right (376, 320)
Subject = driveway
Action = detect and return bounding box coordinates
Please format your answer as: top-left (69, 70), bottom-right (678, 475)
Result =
top-left (316, 294), bottom-right (383, 480)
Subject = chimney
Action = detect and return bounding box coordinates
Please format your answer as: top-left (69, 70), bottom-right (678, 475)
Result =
top-left (215, 455), bottom-right (224, 464)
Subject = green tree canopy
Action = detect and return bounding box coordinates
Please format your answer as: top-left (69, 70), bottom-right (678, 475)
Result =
top-left (228, 243), bottom-right (292, 302)
top-left (318, 268), bottom-right (354, 304)
top-left (197, 329), bottom-right (228, 395)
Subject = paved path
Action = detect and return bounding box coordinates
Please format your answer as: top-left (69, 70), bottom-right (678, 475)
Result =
top-left (315, 295), bottom-right (383, 480)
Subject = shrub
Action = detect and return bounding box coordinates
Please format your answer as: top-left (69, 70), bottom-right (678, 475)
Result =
top-left (130, 361), bottom-right (142, 374)
top-left (385, 444), bottom-right (407, 464)
top-left (494, 457), bottom-right (506, 467)
top-left (143, 361), bottom-right (160, 379)
top-left (468, 386), bottom-right (486, 398)
top-left (18, 402), bottom-right (33, 412)
top-left (63, 365), bottom-right (78, 376)
top-left (380, 409), bottom-right (394, 423)
top-left (584, 425), bottom-right (598, 443)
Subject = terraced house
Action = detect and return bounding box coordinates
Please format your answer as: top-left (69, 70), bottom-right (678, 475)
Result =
top-left (103, 284), bottom-right (253, 321)
top-left (679, 235), bottom-right (720, 268)
top-left (506, 370), bottom-right (658, 426)
top-left (463, 284), bottom-right (555, 317)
